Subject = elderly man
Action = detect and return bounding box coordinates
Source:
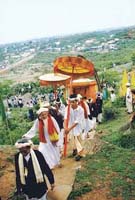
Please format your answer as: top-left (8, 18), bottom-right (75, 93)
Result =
top-left (15, 138), bottom-right (55, 200)
top-left (126, 82), bottom-right (133, 114)
top-left (23, 107), bottom-right (61, 169)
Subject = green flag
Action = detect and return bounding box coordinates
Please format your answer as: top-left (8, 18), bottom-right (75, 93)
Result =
top-left (0, 94), bottom-right (6, 122)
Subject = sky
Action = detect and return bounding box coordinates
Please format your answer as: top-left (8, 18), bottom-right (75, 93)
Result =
top-left (0, 0), bottom-right (135, 44)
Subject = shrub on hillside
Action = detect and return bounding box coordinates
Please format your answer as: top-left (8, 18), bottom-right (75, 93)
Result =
top-left (0, 124), bottom-right (9, 144)
top-left (103, 102), bottom-right (118, 121)
top-left (118, 132), bottom-right (135, 149)
top-left (113, 96), bottom-right (125, 107)
top-left (0, 108), bottom-right (37, 145)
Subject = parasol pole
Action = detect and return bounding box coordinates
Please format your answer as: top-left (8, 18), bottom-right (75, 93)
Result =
top-left (94, 68), bottom-right (102, 92)
top-left (63, 134), bottom-right (68, 157)
top-left (69, 65), bottom-right (75, 94)
top-left (63, 102), bottom-right (70, 157)
top-left (69, 78), bottom-right (73, 94)
top-left (64, 65), bottom-right (75, 157)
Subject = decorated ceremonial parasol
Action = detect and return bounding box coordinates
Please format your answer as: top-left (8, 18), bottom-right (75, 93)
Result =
top-left (53, 56), bottom-right (95, 79)
top-left (53, 56), bottom-right (101, 92)
top-left (39, 73), bottom-right (71, 87)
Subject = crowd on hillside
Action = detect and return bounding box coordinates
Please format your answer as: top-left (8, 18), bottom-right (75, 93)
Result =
top-left (13, 91), bottom-right (104, 200)
top-left (4, 82), bottom-right (135, 200)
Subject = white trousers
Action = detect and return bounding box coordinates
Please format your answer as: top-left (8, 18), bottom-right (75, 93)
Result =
top-left (97, 113), bottom-right (102, 123)
top-left (74, 135), bottom-right (83, 153)
top-left (25, 193), bottom-right (47, 200)
top-left (126, 101), bottom-right (133, 113)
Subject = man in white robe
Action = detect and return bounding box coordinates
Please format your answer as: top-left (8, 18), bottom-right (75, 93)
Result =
top-left (64, 94), bottom-right (85, 161)
top-left (23, 108), bottom-right (61, 169)
top-left (126, 83), bottom-right (133, 114)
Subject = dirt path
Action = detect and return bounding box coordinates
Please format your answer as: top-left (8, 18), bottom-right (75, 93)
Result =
top-left (47, 157), bottom-right (82, 200)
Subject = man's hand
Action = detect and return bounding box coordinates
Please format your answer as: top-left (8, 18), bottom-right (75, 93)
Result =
top-left (50, 183), bottom-right (55, 190)
top-left (64, 128), bottom-right (69, 134)
top-left (14, 189), bottom-right (24, 197)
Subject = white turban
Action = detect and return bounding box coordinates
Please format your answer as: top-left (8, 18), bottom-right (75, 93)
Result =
top-left (68, 94), bottom-right (78, 101)
top-left (126, 82), bottom-right (130, 86)
top-left (77, 94), bottom-right (82, 101)
top-left (37, 107), bottom-right (49, 115)
top-left (41, 101), bottom-right (50, 108)
top-left (15, 138), bottom-right (33, 149)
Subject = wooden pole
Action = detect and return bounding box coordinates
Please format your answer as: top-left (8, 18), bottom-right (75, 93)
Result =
top-left (94, 68), bottom-right (102, 91)
top-left (63, 102), bottom-right (70, 157)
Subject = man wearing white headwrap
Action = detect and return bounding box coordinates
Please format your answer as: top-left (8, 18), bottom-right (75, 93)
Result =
top-left (78, 96), bottom-right (92, 140)
top-left (64, 94), bottom-right (85, 161)
top-left (23, 107), bottom-right (61, 169)
top-left (126, 83), bottom-right (133, 114)
top-left (15, 138), bottom-right (55, 200)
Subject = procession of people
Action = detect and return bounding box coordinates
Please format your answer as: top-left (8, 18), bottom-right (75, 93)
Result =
top-left (12, 89), bottom-right (106, 200)
top-left (6, 79), bottom-right (134, 199)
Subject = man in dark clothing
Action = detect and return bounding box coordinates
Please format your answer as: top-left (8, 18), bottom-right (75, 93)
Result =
top-left (28, 108), bottom-right (35, 121)
top-left (96, 93), bottom-right (103, 123)
top-left (87, 98), bottom-right (98, 120)
top-left (15, 138), bottom-right (55, 200)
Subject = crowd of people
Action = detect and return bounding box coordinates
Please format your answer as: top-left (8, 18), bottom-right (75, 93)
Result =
top-left (13, 91), bottom-right (105, 199)
top-left (7, 83), bottom-right (135, 200)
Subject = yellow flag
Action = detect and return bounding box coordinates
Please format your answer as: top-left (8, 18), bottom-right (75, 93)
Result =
top-left (120, 69), bottom-right (128, 96)
top-left (119, 86), bottom-right (123, 97)
top-left (131, 71), bottom-right (135, 88)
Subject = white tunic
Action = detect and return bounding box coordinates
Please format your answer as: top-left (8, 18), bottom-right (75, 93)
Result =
top-left (110, 93), bottom-right (116, 103)
top-left (126, 87), bottom-right (133, 113)
top-left (64, 105), bottom-right (84, 136)
top-left (23, 117), bottom-right (60, 169)
top-left (82, 102), bottom-right (91, 134)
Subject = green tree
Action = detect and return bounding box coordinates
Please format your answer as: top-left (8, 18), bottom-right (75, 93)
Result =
top-left (0, 94), bottom-right (6, 121)
top-left (0, 81), bottom-right (13, 144)
top-left (131, 53), bottom-right (135, 65)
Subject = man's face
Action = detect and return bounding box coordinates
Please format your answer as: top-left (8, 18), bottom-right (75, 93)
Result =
top-left (39, 111), bottom-right (48, 120)
top-left (19, 146), bottom-right (30, 157)
top-left (70, 100), bottom-right (78, 109)
top-left (56, 103), bottom-right (61, 108)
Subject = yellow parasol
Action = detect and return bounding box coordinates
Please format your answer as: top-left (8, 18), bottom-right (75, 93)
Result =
top-left (53, 56), bottom-right (95, 79)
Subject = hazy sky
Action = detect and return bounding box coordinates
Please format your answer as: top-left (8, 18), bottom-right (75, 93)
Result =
top-left (0, 0), bottom-right (135, 44)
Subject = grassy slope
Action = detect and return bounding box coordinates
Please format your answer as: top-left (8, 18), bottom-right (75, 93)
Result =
top-left (69, 108), bottom-right (135, 200)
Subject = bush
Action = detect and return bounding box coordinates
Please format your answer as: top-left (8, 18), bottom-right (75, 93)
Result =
top-left (113, 96), bottom-right (125, 107)
top-left (0, 108), bottom-right (36, 145)
top-left (103, 102), bottom-right (118, 121)
top-left (118, 132), bottom-right (135, 149)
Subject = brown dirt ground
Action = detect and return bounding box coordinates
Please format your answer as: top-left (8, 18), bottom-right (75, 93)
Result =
top-left (0, 146), bottom-right (16, 200)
